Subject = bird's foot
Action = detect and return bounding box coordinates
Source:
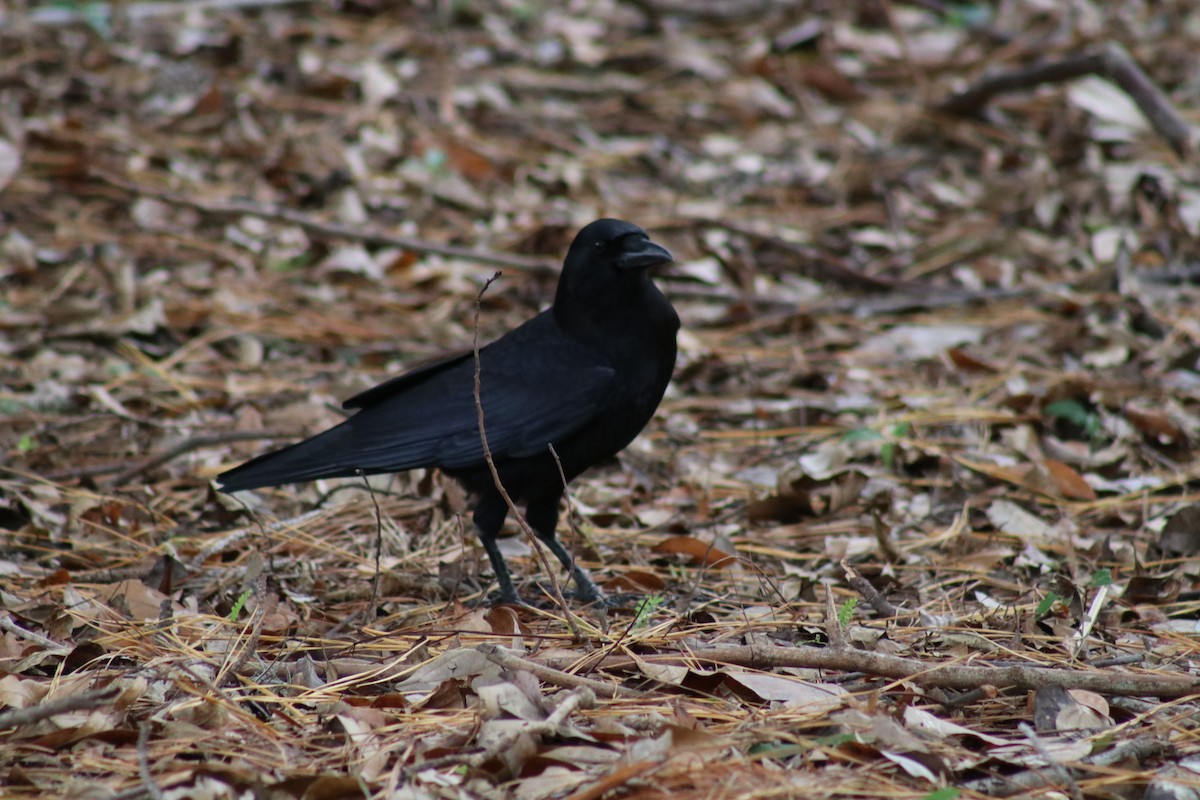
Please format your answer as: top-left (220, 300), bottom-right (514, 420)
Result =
top-left (563, 568), bottom-right (650, 609)
top-left (469, 568), bottom-right (640, 610)
top-left (568, 567), bottom-right (608, 606)
top-left (475, 584), bottom-right (571, 610)
top-left (473, 585), bottom-right (643, 611)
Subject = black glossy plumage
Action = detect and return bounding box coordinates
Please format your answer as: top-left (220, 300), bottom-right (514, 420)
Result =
top-left (217, 219), bottom-right (679, 604)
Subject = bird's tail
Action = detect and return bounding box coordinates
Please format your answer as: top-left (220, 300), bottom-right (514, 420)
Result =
top-left (216, 425), bottom-right (368, 492)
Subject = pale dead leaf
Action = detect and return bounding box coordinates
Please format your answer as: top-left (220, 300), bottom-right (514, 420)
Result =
top-left (336, 706), bottom-right (391, 781)
top-left (509, 766), bottom-right (592, 800)
top-left (361, 60), bottom-right (402, 110)
top-left (0, 673), bottom-right (49, 710)
top-left (635, 661), bottom-right (691, 686)
top-left (476, 718), bottom-right (540, 776)
top-left (881, 751), bottom-right (939, 782)
top-left (97, 579), bottom-right (173, 621)
top-left (987, 739), bottom-right (1093, 766)
top-left (1069, 76), bottom-right (1150, 131)
top-left (394, 648), bottom-right (500, 694)
top-left (986, 499), bottom-right (1052, 541)
top-left (0, 138), bottom-right (22, 192)
top-left (903, 707), bottom-right (1006, 746)
top-left (317, 245), bottom-right (384, 280)
top-left (855, 324), bottom-right (984, 361)
top-left (1057, 689), bottom-right (1112, 731)
top-left (477, 681), bottom-right (545, 722)
top-left (795, 441), bottom-right (853, 480)
top-left (723, 671), bottom-right (846, 712)
top-left (832, 709), bottom-right (925, 752)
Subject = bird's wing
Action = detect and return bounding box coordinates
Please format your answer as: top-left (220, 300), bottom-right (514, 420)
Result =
top-left (217, 345), bottom-right (613, 490)
top-left (217, 311), bottom-right (616, 490)
top-left (435, 358), bottom-right (615, 468)
top-left (344, 338), bottom-right (615, 471)
top-left (310, 311), bottom-right (613, 472)
top-left (341, 349), bottom-right (474, 410)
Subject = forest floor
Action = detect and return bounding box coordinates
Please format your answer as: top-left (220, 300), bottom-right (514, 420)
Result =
top-left (3, 1), bottom-right (1200, 798)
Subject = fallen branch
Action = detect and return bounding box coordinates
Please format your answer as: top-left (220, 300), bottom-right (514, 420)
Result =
top-left (477, 644), bottom-right (648, 699)
top-left (936, 42), bottom-right (1193, 158)
top-left (0, 615), bottom-right (69, 653)
top-left (553, 643), bottom-right (1200, 698)
top-left (841, 560), bottom-right (909, 620)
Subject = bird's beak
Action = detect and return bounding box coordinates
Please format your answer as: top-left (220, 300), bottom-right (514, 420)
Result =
top-left (616, 239), bottom-right (673, 271)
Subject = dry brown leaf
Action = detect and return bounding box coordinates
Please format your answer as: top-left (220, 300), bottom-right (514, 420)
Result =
top-left (651, 535), bottom-right (736, 568)
top-left (1043, 459), bottom-right (1098, 501)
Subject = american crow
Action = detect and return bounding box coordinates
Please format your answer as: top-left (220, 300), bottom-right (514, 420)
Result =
top-left (217, 219), bottom-right (679, 605)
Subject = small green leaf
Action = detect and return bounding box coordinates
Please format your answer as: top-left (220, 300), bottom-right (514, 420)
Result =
top-left (633, 594), bottom-right (666, 628)
top-left (945, 2), bottom-right (991, 28)
top-left (50, 1), bottom-right (112, 37)
top-left (1090, 569), bottom-right (1113, 588)
top-left (229, 590), bottom-right (252, 622)
top-left (881, 422), bottom-right (911, 469)
top-left (923, 788), bottom-right (960, 800)
top-left (1035, 592), bottom-right (1060, 617)
top-left (880, 441), bottom-right (896, 469)
top-left (837, 598), bottom-right (857, 627)
top-left (747, 741), bottom-right (804, 758)
top-left (842, 428), bottom-right (883, 443)
top-left (17, 434), bottom-right (35, 453)
top-left (268, 253), bottom-right (313, 273)
top-left (1045, 399), bottom-right (1089, 425)
top-left (1044, 399), bottom-right (1101, 439)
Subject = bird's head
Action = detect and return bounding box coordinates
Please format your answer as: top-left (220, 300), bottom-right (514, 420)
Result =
top-left (554, 219), bottom-right (673, 315)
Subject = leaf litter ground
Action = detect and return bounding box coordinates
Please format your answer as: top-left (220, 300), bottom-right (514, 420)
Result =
top-left (2, 2), bottom-right (1200, 798)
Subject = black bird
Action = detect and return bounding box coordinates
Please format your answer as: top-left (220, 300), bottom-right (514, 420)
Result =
top-left (217, 219), bottom-right (679, 605)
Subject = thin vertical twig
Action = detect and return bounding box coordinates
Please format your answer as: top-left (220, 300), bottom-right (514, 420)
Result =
top-left (360, 469), bottom-right (384, 623)
top-left (472, 273), bottom-right (584, 638)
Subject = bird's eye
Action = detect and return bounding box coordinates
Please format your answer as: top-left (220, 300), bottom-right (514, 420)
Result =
top-left (594, 241), bottom-right (604, 250)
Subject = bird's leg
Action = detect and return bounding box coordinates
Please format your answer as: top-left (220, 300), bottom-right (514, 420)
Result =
top-left (525, 492), bottom-right (605, 604)
top-left (472, 493), bottom-right (521, 605)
